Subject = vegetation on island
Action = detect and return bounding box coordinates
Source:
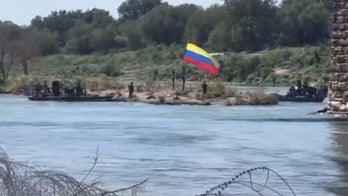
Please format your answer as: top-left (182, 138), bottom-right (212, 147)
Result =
top-left (0, 0), bottom-right (333, 93)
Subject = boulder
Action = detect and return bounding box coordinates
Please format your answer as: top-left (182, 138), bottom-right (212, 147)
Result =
top-left (225, 97), bottom-right (237, 106)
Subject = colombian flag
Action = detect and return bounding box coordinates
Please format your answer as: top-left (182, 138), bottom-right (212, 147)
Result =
top-left (183, 43), bottom-right (220, 75)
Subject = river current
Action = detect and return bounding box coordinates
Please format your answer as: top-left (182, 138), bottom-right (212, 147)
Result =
top-left (1, 94), bottom-right (348, 195)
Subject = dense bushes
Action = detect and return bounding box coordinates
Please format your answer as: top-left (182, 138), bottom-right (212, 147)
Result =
top-left (0, 0), bottom-right (333, 83)
top-left (23, 0), bottom-right (332, 55)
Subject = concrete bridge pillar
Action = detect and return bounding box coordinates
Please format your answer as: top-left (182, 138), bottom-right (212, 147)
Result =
top-left (329, 0), bottom-right (348, 113)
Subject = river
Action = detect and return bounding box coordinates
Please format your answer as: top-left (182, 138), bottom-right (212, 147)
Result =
top-left (0, 94), bottom-right (347, 195)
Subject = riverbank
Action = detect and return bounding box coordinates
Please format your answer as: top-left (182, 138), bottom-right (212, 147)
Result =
top-left (7, 46), bottom-right (329, 87)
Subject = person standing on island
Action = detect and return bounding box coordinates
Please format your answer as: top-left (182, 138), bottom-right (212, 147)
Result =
top-left (128, 82), bottom-right (134, 98)
top-left (202, 81), bottom-right (208, 99)
top-left (33, 80), bottom-right (43, 97)
top-left (42, 81), bottom-right (51, 96)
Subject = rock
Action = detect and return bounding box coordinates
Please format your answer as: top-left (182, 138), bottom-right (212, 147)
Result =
top-left (146, 95), bottom-right (156, 100)
top-left (112, 92), bottom-right (126, 102)
top-left (173, 96), bottom-right (180, 101)
top-left (329, 101), bottom-right (342, 110)
top-left (146, 91), bottom-right (154, 96)
top-left (226, 97), bottom-right (237, 106)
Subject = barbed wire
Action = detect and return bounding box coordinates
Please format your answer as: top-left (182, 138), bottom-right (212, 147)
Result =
top-left (0, 148), bottom-right (147, 196)
top-left (196, 166), bottom-right (296, 196)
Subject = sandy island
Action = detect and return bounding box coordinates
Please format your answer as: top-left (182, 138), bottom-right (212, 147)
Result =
top-left (89, 88), bottom-right (278, 106)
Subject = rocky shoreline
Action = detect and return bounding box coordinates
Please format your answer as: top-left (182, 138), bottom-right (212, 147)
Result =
top-left (0, 86), bottom-right (279, 106)
top-left (91, 89), bottom-right (278, 106)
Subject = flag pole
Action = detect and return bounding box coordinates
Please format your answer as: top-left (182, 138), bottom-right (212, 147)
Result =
top-left (182, 65), bottom-right (185, 91)
top-left (182, 40), bottom-right (189, 92)
top-left (172, 68), bottom-right (175, 90)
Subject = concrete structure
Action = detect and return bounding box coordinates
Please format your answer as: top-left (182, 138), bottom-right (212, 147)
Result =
top-left (329, 0), bottom-right (348, 113)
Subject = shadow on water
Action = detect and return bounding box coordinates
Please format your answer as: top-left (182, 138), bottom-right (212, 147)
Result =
top-left (327, 121), bottom-right (348, 195)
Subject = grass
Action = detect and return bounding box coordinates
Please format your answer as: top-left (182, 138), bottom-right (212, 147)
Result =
top-left (5, 45), bottom-right (330, 93)
top-left (206, 81), bottom-right (237, 98)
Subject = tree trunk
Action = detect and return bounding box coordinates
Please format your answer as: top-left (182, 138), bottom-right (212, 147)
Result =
top-left (22, 59), bottom-right (28, 75)
top-left (0, 50), bottom-right (6, 80)
top-left (0, 63), bottom-right (6, 80)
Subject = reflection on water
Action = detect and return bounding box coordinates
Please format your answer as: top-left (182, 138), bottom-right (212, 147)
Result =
top-left (0, 94), bottom-right (347, 195)
top-left (328, 121), bottom-right (348, 195)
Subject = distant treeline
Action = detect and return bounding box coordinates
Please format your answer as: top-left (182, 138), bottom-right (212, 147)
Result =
top-left (0, 0), bottom-right (333, 80)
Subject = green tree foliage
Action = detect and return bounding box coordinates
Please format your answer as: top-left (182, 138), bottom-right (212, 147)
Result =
top-left (142, 4), bottom-right (199, 44)
top-left (118, 20), bottom-right (145, 50)
top-left (0, 21), bottom-right (22, 79)
top-left (0, 0), bottom-right (334, 69)
top-left (89, 28), bottom-right (117, 53)
top-left (33, 29), bottom-right (60, 55)
top-left (118, 0), bottom-right (163, 21)
top-left (223, 0), bottom-right (279, 51)
top-left (279, 0), bottom-right (330, 45)
top-left (185, 5), bottom-right (227, 46)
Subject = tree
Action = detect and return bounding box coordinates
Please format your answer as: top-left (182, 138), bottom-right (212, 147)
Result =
top-left (279, 0), bottom-right (330, 45)
top-left (224, 0), bottom-right (279, 51)
top-left (34, 29), bottom-right (60, 55)
top-left (118, 20), bottom-right (145, 50)
top-left (82, 8), bottom-right (114, 26)
top-left (118, 0), bottom-right (162, 21)
top-left (31, 10), bottom-right (85, 46)
top-left (207, 21), bottom-right (234, 51)
top-left (0, 21), bottom-right (21, 80)
top-left (65, 24), bottom-right (93, 54)
top-left (17, 29), bottom-right (41, 75)
top-left (184, 5), bottom-right (227, 46)
top-left (89, 28), bottom-right (116, 53)
top-left (142, 4), bottom-right (199, 44)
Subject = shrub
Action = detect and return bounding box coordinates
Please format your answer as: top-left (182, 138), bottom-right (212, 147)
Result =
top-left (82, 77), bottom-right (124, 91)
top-left (100, 64), bottom-right (122, 77)
top-left (248, 92), bottom-right (278, 105)
top-left (206, 81), bottom-right (236, 98)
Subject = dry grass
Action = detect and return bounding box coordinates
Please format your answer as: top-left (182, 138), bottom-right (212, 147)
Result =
top-left (245, 91), bottom-right (278, 105)
top-left (4, 75), bottom-right (56, 94)
top-left (81, 77), bottom-right (124, 91)
top-left (206, 81), bottom-right (237, 99)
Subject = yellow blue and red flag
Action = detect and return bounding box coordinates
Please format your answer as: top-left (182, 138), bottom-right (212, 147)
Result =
top-left (183, 43), bottom-right (220, 75)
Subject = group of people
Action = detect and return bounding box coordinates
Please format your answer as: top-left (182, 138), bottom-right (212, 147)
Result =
top-left (288, 80), bottom-right (318, 98)
top-left (33, 81), bottom-right (51, 97)
top-left (34, 80), bottom-right (208, 99)
top-left (33, 80), bottom-right (86, 97)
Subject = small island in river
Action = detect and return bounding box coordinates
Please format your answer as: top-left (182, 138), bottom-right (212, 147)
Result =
top-left (2, 78), bottom-right (279, 106)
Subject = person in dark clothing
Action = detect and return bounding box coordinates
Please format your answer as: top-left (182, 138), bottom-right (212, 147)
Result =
top-left (128, 82), bottom-right (134, 98)
top-left (42, 81), bottom-right (51, 97)
top-left (202, 81), bottom-right (208, 99)
top-left (296, 80), bottom-right (302, 94)
top-left (272, 75), bottom-right (276, 87)
top-left (75, 82), bottom-right (83, 96)
top-left (51, 81), bottom-right (60, 97)
top-left (33, 81), bottom-right (43, 97)
top-left (296, 80), bottom-right (302, 89)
